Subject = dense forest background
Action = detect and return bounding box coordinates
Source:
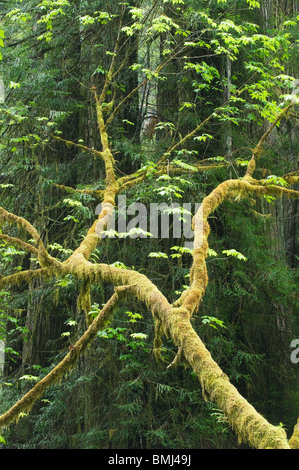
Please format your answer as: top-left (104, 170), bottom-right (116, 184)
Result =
top-left (0, 0), bottom-right (298, 449)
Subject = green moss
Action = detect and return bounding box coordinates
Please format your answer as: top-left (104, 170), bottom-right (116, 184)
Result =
top-left (289, 419), bottom-right (299, 449)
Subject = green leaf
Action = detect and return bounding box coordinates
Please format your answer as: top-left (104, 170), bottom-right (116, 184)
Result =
top-left (62, 198), bottom-right (82, 207)
top-left (126, 311), bottom-right (143, 322)
top-left (19, 375), bottom-right (39, 382)
top-left (222, 249), bottom-right (247, 261)
top-left (235, 158), bottom-right (250, 167)
top-left (63, 215), bottom-right (79, 223)
top-left (246, 0), bottom-right (260, 8)
top-left (163, 0), bottom-right (184, 4)
top-left (207, 248), bottom-right (218, 257)
top-left (201, 316), bottom-right (226, 329)
top-left (179, 102), bottom-right (196, 111)
top-left (265, 175), bottom-right (289, 188)
top-left (194, 134), bottom-right (213, 142)
top-left (171, 160), bottom-right (197, 171)
top-left (65, 319), bottom-right (77, 327)
top-left (148, 252), bottom-right (168, 259)
top-left (263, 195), bottom-right (276, 204)
top-left (130, 333), bottom-right (148, 340)
top-left (171, 246), bottom-right (193, 255)
top-left (9, 82), bottom-right (21, 89)
top-left (48, 243), bottom-right (73, 255)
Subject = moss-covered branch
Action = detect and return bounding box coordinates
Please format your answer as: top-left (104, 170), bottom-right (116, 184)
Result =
top-left (165, 307), bottom-right (290, 449)
top-left (53, 183), bottom-right (104, 199)
top-left (282, 170), bottom-right (299, 185)
top-left (58, 260), bottom-right (295, 448)
top-left (0, 234), bottom-right (38, 255)
top-left (0, 206), bottom-right (60, 269)
top-left (158, 113), bottom-right (218, 166)
top-left (1, 139), bottom-right (297, 450)
top-left (289, 418), bottom-right (299, 449)
top-left (0, 268), bottom-right (50, 289)
top-left (0, 242), bottom-right (295, 448)
top-left (0, 286), bottom-right (136, 430)
top-left (51, 134), bottom-right (104, 159)
top-left (175, 177), bottom-right (299, 316)
top-left (246, 103), bottom-right (294, 178)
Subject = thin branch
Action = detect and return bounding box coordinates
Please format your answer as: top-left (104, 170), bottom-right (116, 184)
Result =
top-left (256, 103), bottom-right (294, 151)
top-left (51, 135), bottom-right (104, 159)
top-left (289, 418), bottom-right (299, 449)
top-left (0, 234), bottom-right (38, 255)
top-left (0, 206), bottom-right (56, 268)
top-left (246, 103), bottom-right (294, 178)
top-left (53, 183), bottom-right (104, 199)
top-left (118, 174), bottom-right (147, 193)
top-left (105, 79), bottom-right (148, 130)
top-left (253, 182), bottom-right (299, 199)
top-left (0, 285), bottom-right (136, 430)
top-left (157, 112), bottom-right (220, 166)
top-left (0, 268), bottom-right (49, 289)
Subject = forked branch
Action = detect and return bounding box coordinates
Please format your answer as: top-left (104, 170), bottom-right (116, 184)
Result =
top-left (0, 286), bottom-right (135, 429)
top-left (0, 61), bottom-right (297, 449)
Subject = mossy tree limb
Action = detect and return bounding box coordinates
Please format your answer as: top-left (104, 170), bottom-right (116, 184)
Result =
top-left (0, 206), bottom-right (61, 270)
top-left (245, 103), bottom-right (294, 178)
top-left (289, 418), bottom-right (299, 449)
top-left (0, 234), bottom-right (38, 255)
top-left (0, 286), bottom-right (133, 429)
top-left (0, 268), bottom-right (50, 289)
top-left (176, 177), bottom-right (299, 316)
top-left (0, 171), bottom-right (298, 447)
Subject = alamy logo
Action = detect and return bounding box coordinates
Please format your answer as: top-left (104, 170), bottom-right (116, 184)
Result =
top-left (291, 79), bottom-right (299, 103)
top-left (95, 196), bottom-right (203, 249)
top-left (290, 339), bottom-right (299, 364)
top-left (0, 79), bottom-right (4, 103)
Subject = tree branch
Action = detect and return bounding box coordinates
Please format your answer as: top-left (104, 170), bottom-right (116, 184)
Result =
top-left (174, 177), bottom-right (299, 316)
top-left (53, 183), bottom-right (104, 199)
top-left (0, 284), bottom-right (139, 430)
top-left (0, 268), bottom-right (49, 289)
top-left (289, 418), bottom-right (299, 449)
top-left (0, 234), bottom-right (38, 255)
top-left (282, 170), bottom-right (299, 185)
top-left (51, 134), bottom-right (104, 159)
top-left (0, 206), bottom-right (59, 269)
top-left (245, 103), bottom-right (294, 178)
top-left (65, 260), bottom-right (292, 448)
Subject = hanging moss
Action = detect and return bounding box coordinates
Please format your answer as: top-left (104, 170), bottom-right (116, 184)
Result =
top-left (165, 307), bottom-right (290, 449)
top-left (77, 280), bottom-right (92, 325)
top-left (0, 286), bottom-right (129, 430)
top-left (289, 419), bottom-right (299, 449)
top-left (0, 234), bottom-right (38, 255)
top-left (0, 268), bottom-right (50, 290)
